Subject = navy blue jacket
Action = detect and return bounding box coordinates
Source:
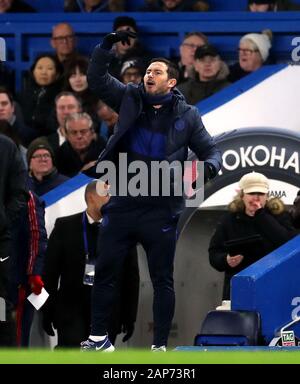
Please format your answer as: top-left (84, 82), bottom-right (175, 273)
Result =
top-left (88, 46), bottom-right (222, 176)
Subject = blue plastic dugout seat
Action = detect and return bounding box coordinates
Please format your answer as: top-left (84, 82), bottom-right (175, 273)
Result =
top-left (194, 310), bottom-right (262, 346)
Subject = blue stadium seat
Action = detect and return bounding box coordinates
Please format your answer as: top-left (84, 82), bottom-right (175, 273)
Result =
top-left (194, 310), bottom-right (262, 346)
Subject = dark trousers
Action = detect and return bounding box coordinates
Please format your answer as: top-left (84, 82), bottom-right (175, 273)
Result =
top-left (16, 285), bottom-right (35, 347)
top-left (55, 288), bottom-right (119, 348)
top-left (91, 201), bottom-right (179, 346)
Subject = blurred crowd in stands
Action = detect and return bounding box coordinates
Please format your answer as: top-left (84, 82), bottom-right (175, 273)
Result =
top-left (1, 0), bottom-right (300, 13)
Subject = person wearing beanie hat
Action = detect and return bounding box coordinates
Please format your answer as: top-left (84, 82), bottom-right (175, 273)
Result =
top-left (27, 138), bottom-right (69, 196)
top-left (209, 171), bottom-right (296, 300)
top-left (228, 30), bottom-right (272, 83)
top-left (120, 59), bottom-right (144, 85)
top-left (240, 31), bottom-right (272, 63)
top-left (26, 138), bottom-right (55, 165)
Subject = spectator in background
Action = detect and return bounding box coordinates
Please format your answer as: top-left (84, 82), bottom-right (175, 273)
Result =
top-left (248, 0), bottom-right (300, 11)
top-left (0, 87), bottom-right (35, 147)
top-left (0, 62), bottom-right (15, 94)
top-left (209, 172), bottom-right (296, 300)
top-left (109, 16), bottom-right (152, 80)
top-left (96, 100), bottom-right (118, 141)
top-left (141, 0), bottom-right (209, 12)
top-left (46, 92), bottom-right (82, 153)
top-left (51, 23), bottom-right (78, 68)
top-left (176, 32), bottom-right (208, 84)
top-left (0, 0), bottom-right (36, 13)
top-left (63, 56), bottom-right (100, 123)
top-left (0, 119), bottom-right (27, 166)
top-left (0, 123), bottom-right (45, 348)
top-left (42, 180), bottom-right (139, 347)
top-left (9, 190), bottom-right (47, 347)
top-left (64, 0), bottom-right (124, 12)
top-left (18, 53), bottom-right (64, 138)
top-left (56, 112), bottom-right (106, 177)
top-left (120, 59), bottom-right (144, 85)
top-left (0, 134), bottom-right (27, 346)
top-left (228, 30), bottom-right (272, 83)
top-left (178, 44), bottom-right (231, 105)
top-left (27, 138), bottom-right (69, 196)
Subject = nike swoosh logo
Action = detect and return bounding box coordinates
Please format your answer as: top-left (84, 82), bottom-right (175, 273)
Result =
top-left (95, 346), bottom-right (103, 351)
top-left (0, 256), bottom-right (9, 262)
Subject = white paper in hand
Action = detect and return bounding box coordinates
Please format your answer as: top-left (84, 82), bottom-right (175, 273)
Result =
top-left (27, 287), bottom-right (49, 310)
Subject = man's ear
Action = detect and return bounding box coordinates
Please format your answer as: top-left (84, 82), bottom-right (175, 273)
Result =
top-left (168, 78), bottom-right (177, 88)
top-left (50, 38), bottom-right (55, 50)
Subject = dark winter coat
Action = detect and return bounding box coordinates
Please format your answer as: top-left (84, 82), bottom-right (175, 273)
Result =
top-left (87, 46), bottom-right (222, 185)
top-left (18, 75), bottom-right (63, 137)
top-left (209, 197), bottom-right (297, 299)
top-left (43, 211), bottom-right (139, 346)
top-left (0, 134), bottom-right (27, 322)
top-left (56, 137), bottom-right (106, 178)
top-left (178, 62), bottom-right (231, 105)
top-left (27, 169), bottom-right (69, 197)
top-left (0, 135), bottom-right (27, 237)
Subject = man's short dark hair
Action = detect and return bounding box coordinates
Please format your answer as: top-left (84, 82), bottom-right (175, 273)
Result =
top-left (0, 86), bottom-right (14, 104)
top-left (148, 58), bottom-right (179, 81)
top-left (84, 180), bottom-right (97, 203)
top-left (55, 91), bottom-right (82, 109)
top-left (183, 31), bottom-right (209, 44)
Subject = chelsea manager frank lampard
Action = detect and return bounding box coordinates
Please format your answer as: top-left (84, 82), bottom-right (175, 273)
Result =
top-left (81, 30), bottom-right (222, 352)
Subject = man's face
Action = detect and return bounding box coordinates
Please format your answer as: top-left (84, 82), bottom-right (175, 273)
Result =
top-left (65, 118), bottom-right (94, 152)
top-left (194, 55), bottom-right (221, 81)
top-left (122, 68), bottom-right (142, 85)
top-left (180, 35), bottom-right (206, 66)
top-left (0, 93), bottom-right (14, 120)
top-left (29, 149), bottom-right (54, 177)
top-left (51, 24), bottom-right (76, 59)
top-left (0, 0), bottom-right (13, 13)
top-left (144, 61), bottom-right (176, 95)
top-left (115, 25), bottom-right (136, 56)
top-left (56, 95), bottom-right (81, 128)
